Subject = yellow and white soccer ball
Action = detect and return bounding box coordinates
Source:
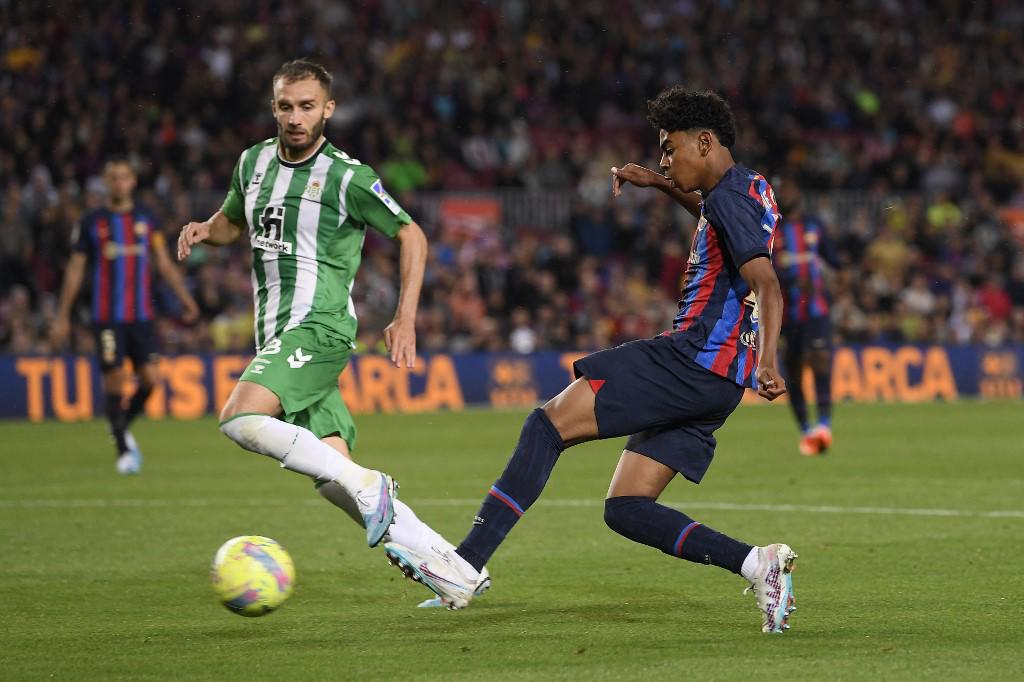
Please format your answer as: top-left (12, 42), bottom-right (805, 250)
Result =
top-left (210, 535), bottom-right (295, 617)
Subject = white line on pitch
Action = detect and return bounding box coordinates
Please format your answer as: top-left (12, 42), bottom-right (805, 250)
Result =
top-left (0, 497), bottom-right (1021, 519)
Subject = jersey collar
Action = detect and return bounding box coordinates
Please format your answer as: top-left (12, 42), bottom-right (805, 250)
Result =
top-left (277, 138), bottom-right (328, 168)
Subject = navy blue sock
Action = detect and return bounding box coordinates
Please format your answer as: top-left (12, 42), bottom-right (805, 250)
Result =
top-left (814, 367), bottom-right (832, 427)
top-left (125, 383), bottom-right (154, 425)
top-left (456, 408), bottom-right (565, 571)
top-left (105, 393), bottom-right (128, 455)
top-left (604, 496), bottom-right (752, 574)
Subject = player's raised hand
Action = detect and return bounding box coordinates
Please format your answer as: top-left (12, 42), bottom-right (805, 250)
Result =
top-left (611, 163), bottom-right (664, 197)
top-left (383, 316), bottom-right (417, 368)
top-left (756, 366), bottom-right (788, 401)
top-left (177, 221), bottom-right (211, 261)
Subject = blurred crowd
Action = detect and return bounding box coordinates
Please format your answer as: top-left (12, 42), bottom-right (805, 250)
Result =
top-left (2, 0), bottom-right (1023, 356)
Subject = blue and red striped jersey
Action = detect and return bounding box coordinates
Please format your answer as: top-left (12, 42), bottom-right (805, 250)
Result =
top-left (668, 165), bottom-right (780, 388)
top-left (72, 207), bottom-right (162, 324)
top-left (773, 217), bottom-right (836, 324)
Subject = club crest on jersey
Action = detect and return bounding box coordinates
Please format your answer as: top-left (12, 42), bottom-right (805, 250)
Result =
top-left (370, 179), bottom-right (401, 215)
top-left (134, 220), bottom-right (148, 235)
top-left (743, 292), bottom-right (760, 323)
top-left (303, 180), bottom-right (323, 200)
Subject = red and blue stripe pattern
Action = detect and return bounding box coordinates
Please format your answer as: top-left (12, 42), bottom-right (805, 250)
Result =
top-left (673, 218), bottom-right (724, 332)
top-left (673, 521), bottom-right (702, 557)
top-left (666, 167), bottom-right (779, 388)
top-left (488, 485), bottom-right (525, 517)
top-left (775, 220), bottom-right (829, 323)
top-left (85, 209), bottom-right (155, 324)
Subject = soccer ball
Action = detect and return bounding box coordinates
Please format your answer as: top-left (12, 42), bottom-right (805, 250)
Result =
top-left (210, 535), bottom-right (295, 617)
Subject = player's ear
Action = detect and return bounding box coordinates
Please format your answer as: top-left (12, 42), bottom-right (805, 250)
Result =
top-left (323, 98), bottom-right (336, 121)
top-left (699, 130), bottom-right (713, 156)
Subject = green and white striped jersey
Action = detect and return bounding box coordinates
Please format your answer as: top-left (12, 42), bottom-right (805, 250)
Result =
top-left (221, 138), bottom-right (411, 350)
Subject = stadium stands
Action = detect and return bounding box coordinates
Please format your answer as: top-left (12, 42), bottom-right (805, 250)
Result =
top-left (2, 0), bottom-right (1023, 354)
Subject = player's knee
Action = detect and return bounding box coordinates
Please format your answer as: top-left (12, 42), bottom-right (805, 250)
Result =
top-left (526, 407), bottom-right (566, 451)
top-left (539, 376), bottom-right (601, 444)
top-left (604, 496), bottom-right (648, 537)
top-left (219, 414), bottom-right (269, 452)
top-left (218, 394), bottom-right (247, 423)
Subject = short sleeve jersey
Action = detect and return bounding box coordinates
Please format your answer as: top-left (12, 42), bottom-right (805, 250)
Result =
top-left (220, 138), bottom-right (412, 350)
top-left (72, 206), bottom-right (163, 324)
top-left (773, 216), bottom-right (836, 323)
top-left (668, 164), bottom-right (781, 388)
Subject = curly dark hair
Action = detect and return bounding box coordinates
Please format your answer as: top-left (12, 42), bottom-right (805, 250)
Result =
top-left (274, 59), bottom-right (333, 96)
top-left (646, 87), bottom-right (737, 149)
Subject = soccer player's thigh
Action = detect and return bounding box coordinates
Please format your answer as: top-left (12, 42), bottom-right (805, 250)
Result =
top-left (606, 449), bottom-right (677, 498)
top-left (124, 322), bottom-right (160, 389)
top-left (610, 420), bottom-right (720, 497)
top-left (94, 324), bottom-right (126, 390)
top-left (225, 324), bottom-right (350, 422)
top-left (571, 336), bottom-right (720, 441)
top-left (292, 390), bottom-right (357, 460)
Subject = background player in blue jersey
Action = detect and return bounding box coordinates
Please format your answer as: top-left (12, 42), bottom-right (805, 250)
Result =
top-left (384, 88), bottom-right (799, 633)
top-left (51, 158), bottom-right (199, 474)
top-left (773, 174), bottom-right (840, 456)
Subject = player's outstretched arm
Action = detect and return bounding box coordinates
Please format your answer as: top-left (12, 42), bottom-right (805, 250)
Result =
top-left (153, 241), bottom-right (200, 323)
top-left (50, 251), bottom-right (88, 349)
top-left (383, 220), bottom-right (427, 368)
top-left (611, 163), bottom-right (703, 218)
top-left (739, 255), bottom-right (787, 401)
top-left (177, 210), bottom-right (244, 260)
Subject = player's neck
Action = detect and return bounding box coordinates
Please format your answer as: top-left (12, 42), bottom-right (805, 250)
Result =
top-left (106, 198), bottom-right (133, 213)
top-left (278, 136), bottom-right (326, 164)
top-left (700, 152), bottom-right (736, 195)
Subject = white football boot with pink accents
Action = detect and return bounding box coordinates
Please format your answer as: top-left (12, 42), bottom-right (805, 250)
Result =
top-left (745, 543), bottom-right (798, 633)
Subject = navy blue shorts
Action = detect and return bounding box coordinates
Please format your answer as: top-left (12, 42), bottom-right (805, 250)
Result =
top-left (93, 322), bottom-right (159, 372)
top-left (572, 335), bottom-right (744, 484)
top-left (782, 316), bottom-right (832, 356)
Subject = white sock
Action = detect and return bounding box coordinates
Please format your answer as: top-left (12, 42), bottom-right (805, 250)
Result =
top-left (220, 414), bottom-right (378, 497)
top-left (740, 546), bottom-right (761, 581)
top-left (316, 480), bottom-right (363, 526)
top-left (386, 499), bottom-right (446, 550)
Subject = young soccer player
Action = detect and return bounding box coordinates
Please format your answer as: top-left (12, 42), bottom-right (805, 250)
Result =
top-left (52, 157), bottom-right (200, 474)
top-left (772, 174), bottom-right (838, 456)
top-left (176, 60), bottom-right (488, 588)
top-left (384, 87), bottom-right (798, 633)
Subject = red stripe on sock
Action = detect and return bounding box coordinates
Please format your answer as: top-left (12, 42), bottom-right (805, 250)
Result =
top-left (674, 522), bottom-right (702, 556)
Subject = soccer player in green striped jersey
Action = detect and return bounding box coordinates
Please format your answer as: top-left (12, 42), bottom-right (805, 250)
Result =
top-left (176, 60), bottom-right (477, 583)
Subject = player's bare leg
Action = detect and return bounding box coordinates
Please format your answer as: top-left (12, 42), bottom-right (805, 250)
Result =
top-left (541, 377), bottom-right (600, 444)
top-left (218, 380), bottom-right (396, 547)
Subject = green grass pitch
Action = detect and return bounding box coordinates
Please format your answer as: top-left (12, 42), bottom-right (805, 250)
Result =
top-left (2, 402), bottom-right (1022, 680)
